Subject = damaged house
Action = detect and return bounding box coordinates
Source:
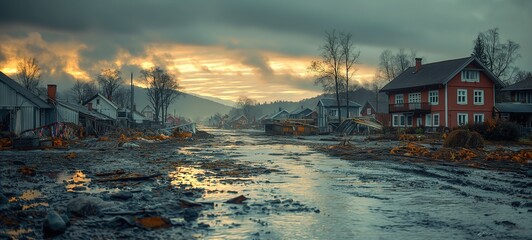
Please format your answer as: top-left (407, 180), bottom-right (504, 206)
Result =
top-left (0, 72), bottom-right (53, 135)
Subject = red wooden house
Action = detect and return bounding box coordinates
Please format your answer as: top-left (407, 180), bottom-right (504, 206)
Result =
top-left (380, 57), bottom-right (503, 129)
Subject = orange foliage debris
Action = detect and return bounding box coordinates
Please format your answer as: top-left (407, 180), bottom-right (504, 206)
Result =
top-left (0, 138), bottom-right (12, 149)
top-left (65, 152), bottom-right (77, 159)
top-left (135, 216), bottom-right (171, 229)
top-left (97, 137), bottom-right (109, 142)
top-left (18, 166), bottom-right (36, 176)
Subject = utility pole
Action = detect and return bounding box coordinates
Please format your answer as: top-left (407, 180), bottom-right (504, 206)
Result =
top-left (130, 72), bottom-right (134, 126)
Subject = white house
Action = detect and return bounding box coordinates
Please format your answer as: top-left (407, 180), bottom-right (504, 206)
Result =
top-left (317, 98), bottom-right (361, 133)
top-left (141, 105), bottom-right (155, 121)
top-left (84, 93), bottom-right (118, 120)
top-left (0, 72), bottom-right (53, 134)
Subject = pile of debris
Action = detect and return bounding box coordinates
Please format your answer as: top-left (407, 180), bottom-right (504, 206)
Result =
top-left (390, 142), bottom-right (531, 164)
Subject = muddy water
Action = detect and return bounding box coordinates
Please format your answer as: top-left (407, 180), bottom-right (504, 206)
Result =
top-left (179, 129), bottom-right (531, 239)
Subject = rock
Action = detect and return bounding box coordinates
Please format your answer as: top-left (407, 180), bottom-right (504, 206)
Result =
top-left (522, 202), bottom-right (532, 208)
top-left (43, 210), bottom-right (67, 237)
top-left (511, 201), bottom-right (521, 207)
top-left (225, 195), bottom-right (248, 204)
top-left (179, 198), bottom-right (202, 208)
top-left (122, 142), bottom-right (140, 148)
top-left (105, 216), bottom-right (136, 228)
top-left (110, 191), bottom-right (133, 201)
top-left (12, 160), bottom-right (25, 165)
top-left (67, 196), bottom-right (106, 217)
top-left (71, 186), bottom-right (87, 191)
top-left (0, 193), bottom-right (8, 205)
top-left (183, 208), bottom-right (200, 222)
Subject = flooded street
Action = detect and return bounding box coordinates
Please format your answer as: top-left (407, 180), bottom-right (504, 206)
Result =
top-left (1, 128), bottom-right (530, 239)
top-left (185, 129), bottom-right (531, 239)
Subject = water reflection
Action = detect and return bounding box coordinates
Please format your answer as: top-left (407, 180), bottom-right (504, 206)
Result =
top-left (8, 189), bottom-right (49, 210)
top-left (55, 170), bottom-right (118, 193)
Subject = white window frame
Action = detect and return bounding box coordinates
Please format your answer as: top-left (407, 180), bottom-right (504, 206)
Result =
top-left (474, 113), bottom-right (484, 124)
top-left (366, 108), bottom-right (371, 115)
top-left (417, 117), bottom-right (423, 127)
top-left (457, 89), bottom-right (467, 105)
top-left (457, 113), bottom-right (468, 126)
top-left (395, 94), bottom-right (404, 104)
top-left (330, 109), bottom-right (337, 117)
top-left (461, 70), bottom-right (479, 82)
top-left (392, 114), bottom-right (400, 127)
top-left (425, 114), bottom-right (432, 127)
top-left (433, 113), bottom-right (440, 127)
top-left (408, 92), bottom-right (421, 103)
top-left (429, 90), bottom-right (439, 105)
top-left (474, 90), bottom-right (484, 105)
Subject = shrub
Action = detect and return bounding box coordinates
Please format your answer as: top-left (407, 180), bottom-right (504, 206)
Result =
top-left (444, 129), bottom-right (485, 148)
top-left (414, 127), bottom-right (425, 134)
top-left (404, 127), bottom-right (416, 134)
top-left (491, 121), bottom-right (521, 141)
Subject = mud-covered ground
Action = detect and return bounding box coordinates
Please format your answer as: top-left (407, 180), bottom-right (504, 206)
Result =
top-left (1, 129), bottom-right (531, 239)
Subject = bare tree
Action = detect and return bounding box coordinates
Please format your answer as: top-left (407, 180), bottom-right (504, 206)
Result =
top-left (70, 80), bottom-right (98, 104)
top-left (97, 68), bottom-right (123, 100)
top-left (309, 30), bottom-right (343, 126)
top-left (472, 35), bottom-right (487, 65)
top-left (236, 96), bottom-right (258, 123)
top-left (141, 67), bottom-right (180, 124)
top-left (512, 70), bottom-right (532, 84)
top-left (340, 32), bottom-right (361, 118)
top-left (112, 87), bottom-right (131, 108)
top-left (378, 49), bottom-right (417, 82)
top-left (16, 57), bottom-right (42, 94)
top-left (477, 28), bottom-right (521, 83)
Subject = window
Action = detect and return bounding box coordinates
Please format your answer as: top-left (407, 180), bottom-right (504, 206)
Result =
top-left (329, 109), bottom-right (337, 116)
top-left (96, 99), bottom-right (100, 104)
top-left (474, 114), bottom-right (484, 123)
top-left (395, 94), bottom-right (404, 104)
top-left (393, 114), bottom-right (400, 127)
top-left (417, 117), bottom-right (423, 127)
top-left (400, 115), bottom-right (405, 126)
top-left (461, 70), bottom-right (479, 82)
top-left (429, 90), bottom-right (439, 105)
top-left (457, 89), bottom-right (467, 104)
top-left (425, 114), bottom-right (432, 127)
top-left (366, 108), bottom-right (372, 115)
top-left (474, 90), bottom-right (484, 105)
top-left (406, 114), bottom-right (413, 127)
top-left (433, 114), bottom-right (440, 127)
top-left (458, 113), bottom-right (468, 126)
top-left (501, 113), bottom-right (510, 121)
top-left (409, 92), bottom-right (421, 110)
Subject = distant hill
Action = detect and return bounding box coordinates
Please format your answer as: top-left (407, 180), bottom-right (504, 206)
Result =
top-left (132, 86), bottom-right (233, 121)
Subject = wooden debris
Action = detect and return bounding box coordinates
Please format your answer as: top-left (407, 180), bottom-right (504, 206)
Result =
top-left (179, 199), bottom-right (203, 208)
top-left (225, 195), bottom-right (248, 204)
top-left (18, 166), bottom-right (36, 176)
top-left (65, 152), bottom-right (77, 159)
top-left (97, 173), bottom-right (162, 182)
top-left (94, 169), bottom-right (126, 177)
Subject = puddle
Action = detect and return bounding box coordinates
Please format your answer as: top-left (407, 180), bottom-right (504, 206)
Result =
top-left (55, 170), bottom-right (119, 193)
top-left (8, 190), bottom-right (49, 210)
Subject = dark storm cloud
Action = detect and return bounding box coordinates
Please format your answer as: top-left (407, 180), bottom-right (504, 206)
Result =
top-left (1, 0), bottom-right (530, 74)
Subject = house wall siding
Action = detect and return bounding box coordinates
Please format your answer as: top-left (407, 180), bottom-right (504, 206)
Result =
top-left (56, 105), bottom-right (79, 124)
top-left (87, 97), bottom-right (117, 120)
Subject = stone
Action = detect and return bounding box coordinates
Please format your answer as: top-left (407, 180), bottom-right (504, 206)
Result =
top-left (110, 191), bottom-right (133, 201)
top-left (67, 196), bottom-right (106, 217)
top-left (511, 201), bottom-right (521, 207)
top-left (0, 193), bottom-right (8, 205)
top-left (183, 208), bottom-right (200, 222)
top-left (43, 210), bottom-right (67, 237)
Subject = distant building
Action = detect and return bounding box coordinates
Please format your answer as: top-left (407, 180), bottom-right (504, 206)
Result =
top-left (496, 76), bottom-right (532, 131)
top-left (141, 105), bottom-right (155, 121)
top-left (83, 93), bottom-right (119, 120)
top-left (270, 109), bottom-right (290, 120)
top-left (229, 114), bottom-right (248, 129)
top-left (0, 71), bottom-right (53, 134)
top-left (289, 107), bottom-right (313, 119)
top-left (317, 98), bottom-right (361, 133)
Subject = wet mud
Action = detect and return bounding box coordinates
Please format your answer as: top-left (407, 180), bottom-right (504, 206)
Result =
top-left (1, 129), bottom-right (531, 239)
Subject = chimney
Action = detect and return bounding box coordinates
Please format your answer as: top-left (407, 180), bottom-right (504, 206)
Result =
top-left (47, 84), bottom-right (57, 103)
top-left (87, 102), bottom-right (93, 111)
top-left (415, 58), bottom-right (422, 72)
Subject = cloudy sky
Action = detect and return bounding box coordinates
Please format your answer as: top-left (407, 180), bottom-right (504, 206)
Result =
top-left (0, 0), bottom-right (530, 102)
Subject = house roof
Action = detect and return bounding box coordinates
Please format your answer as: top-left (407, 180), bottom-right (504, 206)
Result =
top-left (57, 100), bottom-right (113, 120)
top-left (230, 114), bottom-right (248, 121)
top-left (495, 103), bottom-right (532, 113)
top-left (141, 104), bottom-right (155, 112)
top-left (502, 76), bottom-right (532, 91)
top-left (83, 93), bottom-right (119, 109)
top-left (270, 109), bottom-right (289, 119)
top-left (0, 71), bottom-right (52, 109)
top-left (362, 100), bottom-right (375, 110)
top-left (290, 107), bottom-right (312, 115)
top-left (318, 98), bottom-right (361, 108)
top-left (380, 56), bottom-right (504, 93)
